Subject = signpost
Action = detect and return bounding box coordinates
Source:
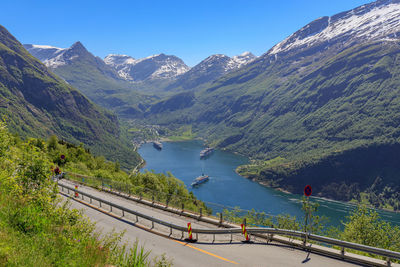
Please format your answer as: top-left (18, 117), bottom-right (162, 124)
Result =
top-left (304, 185), bottom-right (312, 197)
top-left (304, 185), bottom-right (312, 246)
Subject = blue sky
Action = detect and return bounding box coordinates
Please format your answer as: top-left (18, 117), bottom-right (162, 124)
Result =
top-left (3, 0), bottom-right (374, 66)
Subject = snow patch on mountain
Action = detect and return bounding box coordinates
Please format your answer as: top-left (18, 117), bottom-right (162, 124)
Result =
top-left (31, 44), bottom-right (63, 50)
top-left (104, 54), bottom-right (136, 67)
top-left (269, 1), bottom-right (400, 55)
top-left (24, 42), bottom-right (89, 68)
top-left (104, 53), bottom-right (190, 81)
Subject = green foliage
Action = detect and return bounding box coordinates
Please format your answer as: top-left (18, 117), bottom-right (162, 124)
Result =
top-left (0, 121), bottom-right (155, 266)
top-left (0, 25), bottom-right (141, 170)
top-left (44, 133), bottom-right (210, 215)
top-left (166, 125), bottom-right (196, 141)
top-left (341, 206), bottom-right (400, 253)
top-left (47, 135), bottom-right (58, 151)
top-left (139, 41), bottom-right (400, 206)
top-left (301, 197), bottom-right (328, 235)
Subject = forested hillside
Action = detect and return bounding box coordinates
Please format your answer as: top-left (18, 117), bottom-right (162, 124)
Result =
top-left (0, 25), bottom-right (140, 168)
top-left (142, 0), bottom-right (400, 205)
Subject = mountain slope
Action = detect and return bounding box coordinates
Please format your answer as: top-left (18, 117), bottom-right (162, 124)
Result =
top-left (0, 25), bottom-right (140, 168)
top-left (144, 0), bottom-right (400, 204)
top-left (24, 42), bottom-right (157, 117)
top-left (165, 52), bottom-right (256, 91)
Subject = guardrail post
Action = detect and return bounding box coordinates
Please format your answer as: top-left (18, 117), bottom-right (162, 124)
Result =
top-left (74, 185), bottom-right (79, 198)
top-left (136, 215), bottom-right (138, 222)
top-left (219, 213), bottom-right (223, 225)
top-left (213, 234), bottom-right (215, 243)
top-left (387, 257), bottom-right (391, 267)
top-left (82, 194), bottom-right (84, 201)
top-left (181, 203), bottom-right (184, 213)
top-left (99, 201), bottom-right (102, 208)
top-left (152, 195), bottom-right (155, 205)
top-left (199, 208), bottom-right (202, 218)
top-left (341, 247), bottom-right (345, 258)
top-left (169, 227), bottom-right (172, 236)
top-left (152, 221), bottom-right (154, 229)
top-left (110, 205), bottom-right (112, 212)
top-left (67, 188), bottom-right (70, 194)
top-left (90, 197), bottom-right (92, 204)
top-left (181, 231), bottom-right (184, 239)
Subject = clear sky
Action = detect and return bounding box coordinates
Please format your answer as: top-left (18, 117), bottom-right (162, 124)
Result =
top-left (2, 0), bottom-right (374, 66)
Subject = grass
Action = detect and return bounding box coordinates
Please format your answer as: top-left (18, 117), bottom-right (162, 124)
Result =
top-left (0, 121), bottom-right (170, 266)
top-left (167, 125), bottom-right (196, 141)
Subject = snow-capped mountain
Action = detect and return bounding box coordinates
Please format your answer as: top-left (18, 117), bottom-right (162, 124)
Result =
top-left (24, 42), bottom-right (93, 68)
top-left (104, 53), bottom-right (190, 81)
top-left (231, 51), bottom-right (257, 68)
top-left (23, 44), bottom-right (65, 66)
top-left (166, 52), bottom-right (256, 90)
top-left (266, 0), bottom-right (400, 58)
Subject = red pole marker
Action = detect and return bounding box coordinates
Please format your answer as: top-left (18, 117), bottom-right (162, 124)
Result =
top-left (187, 222), bottom-right (193, 240)
top-left (74, 185), bottom-right (79, 198)
top-left (241, 223), bottom-right (250, 241)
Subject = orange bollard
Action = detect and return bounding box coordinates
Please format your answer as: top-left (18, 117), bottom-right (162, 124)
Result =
top-left (74, 185), bottom-right (79, 198)
top-left (187, 222), bottom-right (193, 240)
top-left (241, 224), bottom-right (250, 242)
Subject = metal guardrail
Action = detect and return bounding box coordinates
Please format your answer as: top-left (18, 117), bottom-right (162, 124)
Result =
top-left (58, 182), bottom-right (400, 266)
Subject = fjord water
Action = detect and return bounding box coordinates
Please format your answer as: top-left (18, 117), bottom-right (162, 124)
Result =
top-left (139, 140), bottom-right (400, 228)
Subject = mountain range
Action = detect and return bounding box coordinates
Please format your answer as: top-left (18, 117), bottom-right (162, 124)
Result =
top-left (15, 0), bottom-right (400, 208)
top-left (141, 0), bottom-right (400, 207)
top-left (25, 43), bottom-right (256, 91)
top-left (0, 25), bottom-right (141, 168)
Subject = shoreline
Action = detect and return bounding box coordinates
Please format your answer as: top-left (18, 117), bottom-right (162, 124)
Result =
top-left (236, 169), bottom-right (400, 214)
top-left (136, 138), bottom-right (399, 215)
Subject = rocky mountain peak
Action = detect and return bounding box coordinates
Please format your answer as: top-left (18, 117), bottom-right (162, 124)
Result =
top-left (70, 41), bottom-right (85, 50)
top-left (104, 53), bottom-right (190, 81)
top-left (268, 0), bottom-right (400, 56)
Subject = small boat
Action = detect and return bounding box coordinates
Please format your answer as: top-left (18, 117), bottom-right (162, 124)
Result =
top-left (191, 174), bottom-right (209, 187)
top-left (153, 141), bottom-right (162, 150)
top-left (200, 147), bottom-right (214, 159)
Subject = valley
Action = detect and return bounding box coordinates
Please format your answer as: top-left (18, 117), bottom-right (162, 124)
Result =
top-left (2, 0), bottom-right (400, 265)
top-left (21, 0), bottom-right (400, 210)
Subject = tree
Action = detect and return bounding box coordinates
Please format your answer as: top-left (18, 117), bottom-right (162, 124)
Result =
top-left (341, 206), bottom-right (400, 252)
top-left (47, 135), bottom-right (58, 151)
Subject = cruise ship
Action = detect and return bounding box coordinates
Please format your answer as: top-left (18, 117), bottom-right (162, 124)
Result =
top-left (200, 147), bottom-right (214, 158)
top-left (153, 141), bottom-right (163, 150)
top-left (191, 175), bottom-right (209, 187)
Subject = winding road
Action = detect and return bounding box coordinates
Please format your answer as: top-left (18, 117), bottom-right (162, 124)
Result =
top-left (58, 180), bottom-right (360, 266)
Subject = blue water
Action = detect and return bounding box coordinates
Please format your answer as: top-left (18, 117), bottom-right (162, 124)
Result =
top-left (139, 140), bottom-right (400, 228)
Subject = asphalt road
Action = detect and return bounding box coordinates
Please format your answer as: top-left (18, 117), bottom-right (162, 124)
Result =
top-left (58, 180), bottom-right (358, 267)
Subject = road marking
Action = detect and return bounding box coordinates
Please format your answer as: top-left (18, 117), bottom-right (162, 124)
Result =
top-left (174, 240), bottom-right (239, 264)
top-left (60, 190), bottom-right (239, 265)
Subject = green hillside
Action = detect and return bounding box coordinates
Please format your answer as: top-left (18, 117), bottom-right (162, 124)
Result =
top-left (44, 42), bottom-right (158, 117)
top-left (0, 25), bottom-right (140, 169)
top-left (143, 40), bottom-right (400, 207)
